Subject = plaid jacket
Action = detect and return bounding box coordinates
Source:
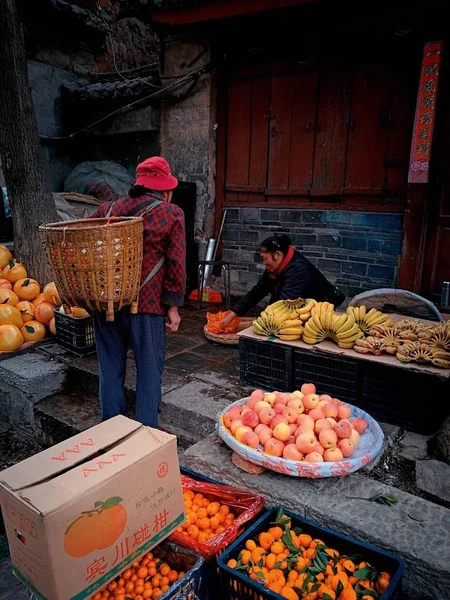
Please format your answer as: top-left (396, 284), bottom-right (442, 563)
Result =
top-left (91, 192), bottom-right (186, 315)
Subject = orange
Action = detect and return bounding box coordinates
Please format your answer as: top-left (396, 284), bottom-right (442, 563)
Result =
top-left (197, 517), bottom-right (211, 531)
top-left (122, 569), bottom-right (132, 580)
top-left (259, 532), bottom-right (274, 550)
top-left (280, 587), bottom-right (299, 600)
top-left (330, 572), bottom-right (349, 592)
top-left (125, 582), bottom-right (134, 593)
top-left (245, 539), bottom-right (257, 551)
top-left (177, 571), bottom-right (185, 580)
top-left (252, 547), bottom-right (266, 564)
top-left (0, 304), bottom-right (23, 328)
top-left (187, 524), bottom-right (199, 539)
top-left (16, 301), bottom-right (34, 323)
top-left (299, 534), bottom-right (313, 548)
top-left (159, 564), bottom-right (170, 577)
top-left (268, 526), bottom-right (283, 540)
top-left (317, 584), bottom-right (336, 599)
top-left (3, 262), bottom-right (27, 283)
top-left (34, 301), bottom-right (55, 324)
top-left (21, 320), bottom-right (46, 342)
top-left (0, 324), bottom-right (23, 352)
top-left (107, 581), bottom-right (117, 592)
top-left (240, 550), bottom-right (252, 566)
top-left (43, 282), bottom-right (62, 306)
top-left (143, 591), bottom-right (153, 599)
top-left (227, 559), bottom-right (237, 568)
top-left (207, 502), bottom-right (220, 516)
top-left (0, 289), bottom-right (19, 306)
top-left (271, 541), bottom-right (284, 555)
top-left (13, 278), bottom-right (40, 301)
top-left (219, 505), bottom-right (230, 516)
top-left (210, 516), bottom-right (220, 530)
top-left (196, 507), bottom-right (208, 519)
top-left (152, 591), bottom-right (163, 599)
top-left (0, 246), bottom-right (13, 270)
top-left (137, 567), bottom-right (148, 579)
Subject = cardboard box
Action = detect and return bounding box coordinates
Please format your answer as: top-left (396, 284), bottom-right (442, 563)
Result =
top-left (0, 416), bottom-right (186, 600)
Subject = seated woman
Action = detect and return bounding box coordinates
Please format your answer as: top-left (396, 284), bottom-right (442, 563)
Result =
top-left (221, 234), bottom-right (345, 326)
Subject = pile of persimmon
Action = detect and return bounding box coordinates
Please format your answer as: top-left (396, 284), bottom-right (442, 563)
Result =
top-left (175, 489), bottom-right (236, 543)
top-left (205, 311), bottom-right (239, 334)
top-left (90, 550), bottom-right (185, 600)
top-left (226, 510), bottom-right (392, 600)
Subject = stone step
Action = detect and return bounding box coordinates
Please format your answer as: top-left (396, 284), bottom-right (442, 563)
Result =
top-left (181, 433), bottom-right (450, 600)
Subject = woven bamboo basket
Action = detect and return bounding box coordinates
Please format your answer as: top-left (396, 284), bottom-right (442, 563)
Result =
top-left (39, 217), bottom-right (144, 321)
top-left (203, 317), bottom-right (254, 345)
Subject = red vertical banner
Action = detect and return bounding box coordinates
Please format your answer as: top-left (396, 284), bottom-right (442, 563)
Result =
top-left (408, 41), bottom-right (443, 183)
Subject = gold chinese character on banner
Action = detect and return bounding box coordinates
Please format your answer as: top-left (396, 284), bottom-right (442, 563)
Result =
top-left (418, 128), bottom-right (429, 140)
top-left (420, 111), bottom-right (433, 125)
top-left (422, 96), bottom-right (434, 109)
top-left (424, 79), bottom-right (437, 93)
top-left (416, 142), bottom-right (430, 156)
top-left (425, 64), bottom-right (439, 76)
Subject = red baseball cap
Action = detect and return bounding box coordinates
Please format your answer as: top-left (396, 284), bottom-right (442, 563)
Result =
top-left (134, 156), bottom-right (178, 191)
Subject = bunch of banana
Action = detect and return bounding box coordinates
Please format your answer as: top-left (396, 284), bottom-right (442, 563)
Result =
top-left (425, 326), bottom-right (450, 352)
top-left (265, 297), bottom-right (317, 322)
top-left (396, 342), bottom-right (436, 364)
top-left (276, 319), bottom-right (304, 341)
top-left (353, 336), bottom-right (384, 356)
top-left (303, 304), bottom-right (364, 349)
top-left (252, 310), bottom-right (281, 337)
top-left (346, 305), bottom-right (393, 334)
top-left (431, 350), bottom-right (450, 369)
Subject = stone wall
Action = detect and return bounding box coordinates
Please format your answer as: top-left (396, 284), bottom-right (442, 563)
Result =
top-left (221, 207), bottom-right (404, 301)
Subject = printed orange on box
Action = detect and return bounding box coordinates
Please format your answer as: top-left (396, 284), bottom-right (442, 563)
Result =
top-left (0, 416), bottom-right (185, 600)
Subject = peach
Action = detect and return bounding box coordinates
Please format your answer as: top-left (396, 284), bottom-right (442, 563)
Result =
top-left (283, 444), bottom-right (304, 461)
top-left (242, 410), bottom-right (260, 429)
top-left (241, 430), bottom-right (260, 448)
top-left (352, 417), bottom-right (368, 434)
top-left (297, 414), bottom-right (315, 430)
top-left (332, 397), bottom-right (342, 404)
top-left (319, 428), bottom-right (338, 449)
top-left (264, 392), bottom-right (277, 407)
top-left (315, 418), bottom-right (332, 435)
top-left (282, 406), bottom-right (299, 424)
top-left (274, 393), bottom-right (289, 406)
top-left (254, 423), bottom-right (270, 436)
top-left (254, 400), bottom-right (271, 413)
top-left (326, 417), bottom-right (338, 429)
top-left (295, 424), bottom-right (313, 437)
top-left (303, 394), bottom-right (320, 410)
top-left (324, 447), bottom-right (344, 462)
top-left (335, 420), bottom-right (352, 440)
top-left (259, 428), bottom-right (274, 446)
top-left (338, 438), bottom-right (355, 458)
top-left (264, 438), bottom-right (285, 457)
top-left (235, 426), bottom-right (252, 442)
top-left (223, 405), bottom-right (242, 428)
top-left (322, 403), bottom-right (339, 419)
top-left (308, 407), bottom-right (325, 422)
top-left (289, 423), bottom-right (298, 436)
top-left (287, 397), bottom-right (305, 413)
top-left (270, 414), bottom-right (289, 429)
top-left (301, 383), bottom-right (316, 395)
top-left (350, 429), bottom-right (360, 447)
top-left (305, 452), bottom-right (324, 462)
top-left (250, 388), bottom-right (265, 403)
top-left (273, 422), bottom-right (291, 442)
top-left (240, 406), bottom-right (252, 417)
top-left (292, 390), bottom-right (305, 399)
top-left (230, 419), bottom-right (244, 435)
top-left (274, 402), bottom-right (287, 414)
top-left (259, 407), bottom-right (276, 425)
top-left (314, 442), bottom-right (325, 456)
top-left (318, 399), bottom-right (330, 409)
top-left (337, 404), bottom-right (352, 420)
top-left (296, 431), bottom-right (317, 454)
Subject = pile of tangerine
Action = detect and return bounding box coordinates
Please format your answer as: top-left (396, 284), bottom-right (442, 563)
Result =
top-left (176, 490), bottom-right (236, 543)
top-left (90, 551), bottom-right (184, 600)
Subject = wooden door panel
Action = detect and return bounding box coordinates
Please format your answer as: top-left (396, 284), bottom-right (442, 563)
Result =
top-left (267, 75), bottom-right (293, 191)
top-left (345, 66), bottom-right (393, 193)
top-left (433, 226), bottom-right (450, 294)
top-left (248, 77), bottom-right (270, 188)
top-left (312, 70), bottom-right (351, 195)
top-left (226, 79), bottom-right (252, 189)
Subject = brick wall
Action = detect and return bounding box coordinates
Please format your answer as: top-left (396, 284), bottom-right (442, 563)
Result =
top-left (221, 208), bottom-right (404, 302)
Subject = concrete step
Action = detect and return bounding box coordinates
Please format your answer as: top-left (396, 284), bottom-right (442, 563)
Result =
top-left (181, 433), bottom-right (450, 600)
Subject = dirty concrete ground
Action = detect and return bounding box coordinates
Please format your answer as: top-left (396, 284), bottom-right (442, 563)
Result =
top-left (0, 302), bottom-right (447, 598)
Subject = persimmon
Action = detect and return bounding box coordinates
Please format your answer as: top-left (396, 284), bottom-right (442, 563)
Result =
top-left (0, 288), bottom-right (19, 306)
top-left (0, 246), bottom-right (13, 269)
top-left (13, 278), bottom-right (40, 301)
top-left (3, 261), bottom-right (27, 283)
top-left (0, 279), bottom-right (12, 289)
top-left (43, 281), bottom-right (62, 306)
top-left (0, 305), bottom-right (23, 328)
top-left (34, 301), bottom-right (54, 324)
top-left (16, 301), bottom-right (34, 323)
top-left (21, 321), bottom-right (46, 342)
top-left (0, 324), bottom-right (23, 352)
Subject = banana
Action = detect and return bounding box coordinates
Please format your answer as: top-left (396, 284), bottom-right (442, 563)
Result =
top-left (299, 311), bottom-right (311, 321)
top-left (353, 306), bottom-right (360, 323)
top-left (277, 327), bottom-right (304, 336)
top-left (336, 324), bottom-right (363, 340)
top-left (252, 320), bottom-right (266, 335)
top-left (338, 341), bottom-right (358, 349)
top-left (302, 335), bottom-right (319, 345)
top-left (333, 312), bottom-right (348, 332)
top-left (278, 334), bottom-right (302, 341)
top-left (335, 313), bottom-right (356, 336)
top-left (359, 304), bottom-right (367, 320)
top-left (279, 318), bottom-right (303, 328)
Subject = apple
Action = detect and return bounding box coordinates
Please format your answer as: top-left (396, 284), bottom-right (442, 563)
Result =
top-left (303, 394), bottom-right (320, 410)
top-left (338, 438), bottom-right (355, 458)
top-left (254, 400), bottom-right (271, 413)
top-left (249, 388), bottom-right (265, 404)
top-left (292, 390), bottom-right (305, 400)
top-left (296, 431), bottom-right (317, 454)
top-left (322, 403), bottom-right (339, 419)
top-left (350, 429), bottom-right (360, 447)
top-left (259, 407), bottom-right (276, 425)
top-left (282, 406), bottom-right (299, 424)
top-left (235, 426), bottom-right (252, 442)
top-left (270, 414), bottom-right (289, 429)
top-left (241, 430), bottom-right (260, 449)
top-left (324, 447), bottom-right (344, 462)
top-left (305, 452), bottom-right (324, 462)
top-left (223, 405), bottom-right (242, 428)
top-left (264, 392), bottom-right (277, 407)
top-left (287, 397), bottom-right (305, 413)
top-left (352, 417), bottom-right (368, 434)
top-left (297, 414), bottom-right (315, 430)
top-left (274, 402), bottom-right (287, 415)
top-left (242, 410), bottom-right (260, 429)
top-left (301, 383), bottom-right (316, 395)
top-left (273, 422), bottom-right (291, 442)
top-left (319, 428), bottom-right (338, 449)
top-left (314, 418), bottom-right (332, 435)
top-left (338, 404), bottom-right (352, 420)
top-left (289, 423), bottom-right (298, 436)
top-left (259, 427), bottom-right (273, 446)
top-left (308, 407), bottom-right (325, 422)
top-left (326, 417), bottom-right (338, 430)
top-left (283, 444), bottom-right (304, 461)
top-left (264, 438), bottom-right (285, 457)
top-left (314, 442), bottom-right (325, 456)
top-left (319, 394), bottom-right (333, 402)
top-left (230, 419), bottom-right (244, 435)
top-left (335, 421), bottom-right (352, 440)
top-left (254, 423), bottom-right (269, 436)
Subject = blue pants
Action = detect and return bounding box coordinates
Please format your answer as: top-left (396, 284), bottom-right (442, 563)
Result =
top-left (93, 311), bottom-right (166, 427)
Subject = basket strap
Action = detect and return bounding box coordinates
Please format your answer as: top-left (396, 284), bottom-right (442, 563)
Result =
top-left (140, 256), bottom-right (164, 290)
top-left (106, 201), bottom-right (116, 218)
top-left (137, 199), bottom-right (162, 216)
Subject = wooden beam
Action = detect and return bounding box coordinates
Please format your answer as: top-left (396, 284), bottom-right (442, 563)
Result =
top-left (152, 0), bottom-right (317, 25)
top-left (398, 184), bottom-right (428, 292)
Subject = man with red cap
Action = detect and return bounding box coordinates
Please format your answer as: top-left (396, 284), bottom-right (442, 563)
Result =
top-left (90, 156), bottom-right (186, 428)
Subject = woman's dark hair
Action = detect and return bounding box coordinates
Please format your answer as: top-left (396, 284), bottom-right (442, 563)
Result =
top-left (128, 184), bottom-right (153, 198)
top-left (259, 234), bottom-right (292, 255)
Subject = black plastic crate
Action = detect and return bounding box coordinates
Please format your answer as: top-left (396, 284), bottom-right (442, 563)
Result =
top-left (239, 337), bottom-right (293, 392)
top-left (294, 348), bottom-right (360, 403)
top-left (360, 362), bottom-right (450, 435)
top-left (54, 311), bottom-right (95, 355)
top-left (218, 507), bottom-right (406, 600)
